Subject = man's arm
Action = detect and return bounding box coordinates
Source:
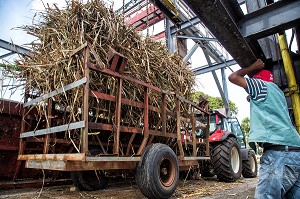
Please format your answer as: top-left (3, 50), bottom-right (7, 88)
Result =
top-left (228, 59), bottom-right (265, 89)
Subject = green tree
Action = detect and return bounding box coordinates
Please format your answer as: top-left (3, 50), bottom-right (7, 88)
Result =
top-left (241, 117), bottom-right (250, 138)
top-left (191, 91), bottom-right (238, 115)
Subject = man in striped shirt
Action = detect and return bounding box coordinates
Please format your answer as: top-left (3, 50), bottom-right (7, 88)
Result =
top-left (228, 59), bottom-right (300, 199)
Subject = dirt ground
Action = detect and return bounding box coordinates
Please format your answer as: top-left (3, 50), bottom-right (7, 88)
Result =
top-left (0, 176), bottom-right (258, 199)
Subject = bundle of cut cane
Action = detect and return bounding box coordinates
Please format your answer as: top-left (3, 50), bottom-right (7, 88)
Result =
top-left (17, 1), bottom-right (196, 130)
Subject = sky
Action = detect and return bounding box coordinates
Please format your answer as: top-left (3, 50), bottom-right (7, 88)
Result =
top-left (0, 0), bottom-right (273, 122)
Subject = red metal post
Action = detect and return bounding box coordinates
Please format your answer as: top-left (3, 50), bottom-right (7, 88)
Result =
top-left (43, 99), bottom-right (52, 154)
top-left (162, 93), bottom-right (167, 135)
top-left (176, 97), bottom-right (184, 158)
top-left (137, 87), bottom-right (149, 155)
top-left (191, 107), bottom-right (197, 156)
top-left (113, 78), bottom-right (123, 155)
top-left (82, 48), bottom-right (90, 156)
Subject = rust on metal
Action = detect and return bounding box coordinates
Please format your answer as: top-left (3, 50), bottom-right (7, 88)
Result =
top-left (178, 159), bottom-right (198, 167)
top-left (176, 97), bottom-right (184, 158)
top-left (162, 93), bottom-right (167, 135)
top-left (26, 160), bottom-right (137, 171)
top-left (113, 78), bottom-right (122, 155)
top-left (107, 48), bottom-right (127, 74)
top-left (88, 63), bottom-right (162, 93)
top-left (18, 153), bottom-right (86, 161)
top-left (82, 48), bottom-right (90, 155)
top-left (191, 107), bottom-right (197, 156)
top-left (43, 98), bottom-right (52, 154)
top-left (90, 90), bottom-right (163, 113)
top-left (126, 133), bottom-right (136, 155)
top-left (137, 87), bottom-right (149, 155)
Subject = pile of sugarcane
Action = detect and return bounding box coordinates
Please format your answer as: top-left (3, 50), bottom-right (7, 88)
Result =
top-left (17, 1), bottom-right (195, 129)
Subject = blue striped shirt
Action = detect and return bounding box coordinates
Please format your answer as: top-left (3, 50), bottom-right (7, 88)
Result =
top-left (245, 78), bottom-right (270, 148)
top-left (245, 78), bottom-right (267, 102)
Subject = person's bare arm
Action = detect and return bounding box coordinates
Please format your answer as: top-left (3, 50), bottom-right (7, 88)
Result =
top-left (228, 59), bottom-right (265, 89)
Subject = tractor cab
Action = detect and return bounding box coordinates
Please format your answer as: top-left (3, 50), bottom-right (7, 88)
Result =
top-left (208, 109), bottom-right (246, 148)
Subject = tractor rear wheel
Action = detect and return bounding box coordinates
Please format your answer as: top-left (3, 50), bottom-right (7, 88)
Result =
top-left (242, 150), bottom-right (257, 178)
top-left (136, 143), bottom-right (179, 199)
top-left (212, 137), bottom-right (242, 182)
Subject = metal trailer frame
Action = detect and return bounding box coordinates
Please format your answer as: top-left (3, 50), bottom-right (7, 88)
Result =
top-left (17, 45), bottom-right (211, 172)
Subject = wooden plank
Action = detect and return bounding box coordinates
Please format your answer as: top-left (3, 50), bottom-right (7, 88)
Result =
top-left (113, 78), bottom-right (122, 155)
top-left (24, 77), bottom-right (87, 107)
top-left (20, 121), bottom-right (85, 138)
top-left (18, 153), bottom-right (85, 161)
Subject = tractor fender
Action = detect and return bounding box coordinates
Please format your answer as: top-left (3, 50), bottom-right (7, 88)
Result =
top-left (240, 148), bottom-right (256, 161)
top-left (209, 129), bottom-right (237, 143)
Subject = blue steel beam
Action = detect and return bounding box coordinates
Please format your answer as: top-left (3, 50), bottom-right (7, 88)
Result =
top-left (0, 39), bottom-right (32, 57)
top-left (240, 0), bottom-right (300, 40)
top-left (193, 59), bottom-right (237, 76)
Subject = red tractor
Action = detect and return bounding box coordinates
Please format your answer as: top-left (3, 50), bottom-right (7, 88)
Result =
top-left (196, 109), bottom-right (257, 181)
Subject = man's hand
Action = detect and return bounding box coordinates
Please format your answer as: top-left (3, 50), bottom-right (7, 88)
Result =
top-left (228, 59), bottom-right (266, 89)
top-left (250, 59), bottom-right (265, 71)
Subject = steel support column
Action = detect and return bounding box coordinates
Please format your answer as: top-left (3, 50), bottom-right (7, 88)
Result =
top-left (183, 44), bottom-right (198, 63)
top-left (203, 50), bottom-right (230, 114)
top-left (166, 19), bottom-right (174, 52)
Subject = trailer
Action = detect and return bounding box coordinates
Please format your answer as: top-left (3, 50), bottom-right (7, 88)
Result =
top-left (17, 45), bottom-right (212, 198)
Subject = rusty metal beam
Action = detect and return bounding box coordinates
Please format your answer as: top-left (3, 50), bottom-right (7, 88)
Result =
top-left (82, 48), bottom-right (90, 155)
top-left (113, 78), bottom-right (122, 155)
top-left (26, 160), bottom-right (137, 171)
top-left (18, 153), bottom-right (85, 161)
top-left (137, 87), bottom-right (149, 155)
top-left (176, 97), bottom-right (184, 158)
top-left (88, 122), bottom-right (177, 138)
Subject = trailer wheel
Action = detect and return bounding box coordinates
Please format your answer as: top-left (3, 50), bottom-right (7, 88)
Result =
top-left (70, 148), bottom-right (108, 191)
top-left (136, 144), bottom-right (179, 199)
top-left (242, 151), bottom-right (257, 178)
top-left (136, 144), bottom-right (154, 198)
top-left (212, 137), bottom-right (242, 182)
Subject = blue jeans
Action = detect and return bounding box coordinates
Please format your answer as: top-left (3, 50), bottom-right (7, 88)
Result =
top-left (255, 150), bottom-right (300, 199)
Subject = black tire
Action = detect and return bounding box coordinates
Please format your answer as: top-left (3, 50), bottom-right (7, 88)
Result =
top-left (136, 143), bottom-right (179, 199)
top-left (70, 148), bottom-right (108, 191)
top-left (136, 144), bottom-right (154, 198)
top-left (242, 150), bottom-right (257, 178)
top-left (212, 137), bottom-right (242, 182)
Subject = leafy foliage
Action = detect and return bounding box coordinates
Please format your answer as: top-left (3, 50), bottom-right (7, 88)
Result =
top-left (241, 117), bottom-right (250, 138)
top-left (191, 91), bottom-right (238, 115)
